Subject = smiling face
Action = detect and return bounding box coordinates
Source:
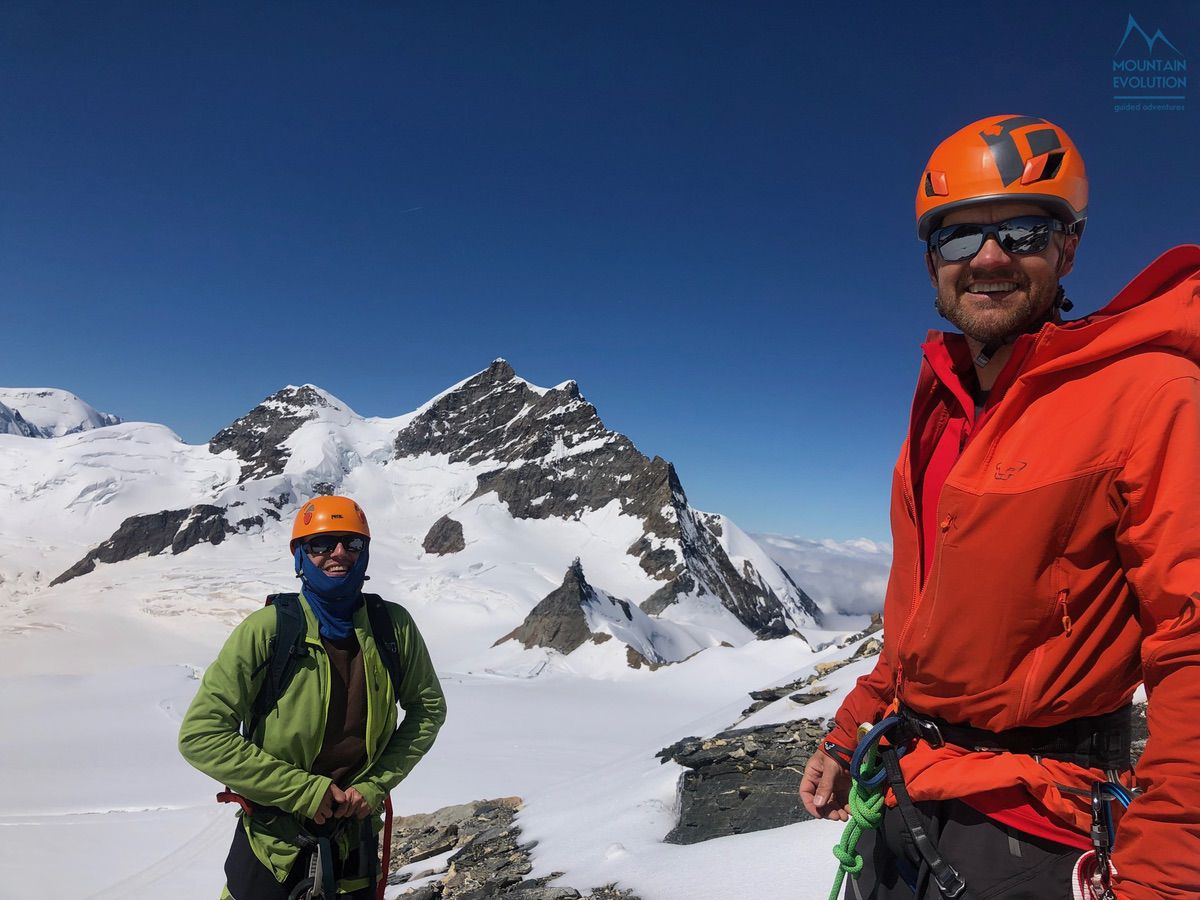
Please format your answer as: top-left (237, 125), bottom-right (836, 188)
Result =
top-left (927, 201), bottom-right (1078, 346)
top-left (304, 532), bottom-right (363, 577)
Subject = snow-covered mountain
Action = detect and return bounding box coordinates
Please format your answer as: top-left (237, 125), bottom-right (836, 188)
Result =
top-left (0, 387), bottom-right (122, 438)
top-left (1, 360), bottom-right (819, 674)
top-left (0, 363), bottom-right (868, 900)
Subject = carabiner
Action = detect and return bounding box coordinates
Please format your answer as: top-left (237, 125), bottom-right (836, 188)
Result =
top-left (849, 715), bottom-right (905, 789)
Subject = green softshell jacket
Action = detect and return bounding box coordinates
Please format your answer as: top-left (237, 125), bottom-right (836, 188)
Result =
top-left (178, 591), bottom-right (446, 884)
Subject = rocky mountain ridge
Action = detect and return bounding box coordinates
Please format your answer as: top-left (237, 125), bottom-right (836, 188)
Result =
top-left (394, 360), bottom-right (819, 637)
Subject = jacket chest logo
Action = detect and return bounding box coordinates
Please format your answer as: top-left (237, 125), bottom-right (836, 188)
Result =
top-left (994, 460), bottom-right (1028, 480)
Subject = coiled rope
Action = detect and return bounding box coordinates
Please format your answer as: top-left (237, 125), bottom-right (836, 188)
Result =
top-left (827, 740), bottom-right (886, 900)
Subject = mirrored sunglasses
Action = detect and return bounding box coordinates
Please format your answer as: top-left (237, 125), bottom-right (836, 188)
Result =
top-left (929, 215), bottom-right (1066, 262)
top-left (303, 534), bottom-right (367, 555)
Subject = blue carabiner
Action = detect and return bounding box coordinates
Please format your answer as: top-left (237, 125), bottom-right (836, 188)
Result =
top-left (850, 715), bottom-right (904, 790)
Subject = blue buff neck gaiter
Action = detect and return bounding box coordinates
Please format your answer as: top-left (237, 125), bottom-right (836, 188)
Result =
top-left (293, 544), bottom-right (370, 640)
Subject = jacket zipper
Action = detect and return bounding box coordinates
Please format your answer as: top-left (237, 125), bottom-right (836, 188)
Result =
top-left (1058, 588), bottom-right (1073, 636)
top-left (894, 474), bottom-right (955, 698)
top-left (894, 454), bottom-right (919, 698)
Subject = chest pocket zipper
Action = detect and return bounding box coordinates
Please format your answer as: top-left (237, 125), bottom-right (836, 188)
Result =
top-left (1058, 588), bottom-right (1072, 636)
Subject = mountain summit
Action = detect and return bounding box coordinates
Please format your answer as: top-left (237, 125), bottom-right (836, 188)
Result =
top-left (393, 360), bottom-right (819, 637)
top-left (0, 388), bottom-right (122, 438)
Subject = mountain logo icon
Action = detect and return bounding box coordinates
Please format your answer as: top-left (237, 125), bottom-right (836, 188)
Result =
top-left (1114, 13), bottom-right (1184, 57)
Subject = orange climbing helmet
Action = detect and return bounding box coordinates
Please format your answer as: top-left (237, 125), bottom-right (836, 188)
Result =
top-left (290, 495), bottom-right (371, 551)
top-left (916, 115), bottom-right (1088, 241)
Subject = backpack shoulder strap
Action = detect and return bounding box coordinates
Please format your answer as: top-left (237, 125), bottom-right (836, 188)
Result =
top-left (363, 594), bottom-right (405, 698)
top-left (246, 593), bottom-right (308, 738)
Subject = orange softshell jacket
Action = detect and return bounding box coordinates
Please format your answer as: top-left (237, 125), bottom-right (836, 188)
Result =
top-left (826, 245), bottom-right (1200, 899)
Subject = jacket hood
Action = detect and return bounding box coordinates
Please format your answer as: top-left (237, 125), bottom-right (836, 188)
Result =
top-left (1024, 244), bottom-right (1200, 380)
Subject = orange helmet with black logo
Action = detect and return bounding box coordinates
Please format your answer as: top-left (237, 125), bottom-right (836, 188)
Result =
top-left (916, 115), bottom-right (1088, 241)
top-left (290, 495), bottom-right (371, 551)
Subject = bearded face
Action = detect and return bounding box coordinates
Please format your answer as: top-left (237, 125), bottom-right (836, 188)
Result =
top-left (929, 202), bottom-right (1077, 345)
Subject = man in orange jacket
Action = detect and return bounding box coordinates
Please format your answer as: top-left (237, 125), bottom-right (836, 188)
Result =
top-left (799, 115), bottom-right (1200, 899)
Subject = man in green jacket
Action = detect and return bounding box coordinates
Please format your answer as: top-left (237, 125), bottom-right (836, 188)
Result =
top-left (180, 495), bottom-right (447, 899)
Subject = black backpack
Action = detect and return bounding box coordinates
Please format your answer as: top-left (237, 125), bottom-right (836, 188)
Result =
top-left (244, 592), bottom-right (405, 739)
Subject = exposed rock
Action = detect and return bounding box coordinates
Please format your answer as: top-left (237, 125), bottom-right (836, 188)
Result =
top-left (388, 798), bottom-right (641, 900)
top-left (394, 360), bottom-right (820, 638)
top-left (209, 385), bottom-right (333, 483)
top-left (51, 505), bottom-right (233, 586)
top-left (849, 637), bottom-right (882, 661)
top-left (0, 400), bottom-right (45, 437)
top-left (495, 560), bottom-right (594, 654)
top-left (625, 646), bottom-right (663, 671)
top-left (1131, 701), bottom-right (1147, 769)
top-left (789, 688), bottom-right (831, 705)
top-left (424, 516), bottom-right (466, 556)
top-left (494, 560), bottom-right (686, 668)
top-left (837, 613), bottom-right (884, 648)
top-left (657, 719), bottom-right (828, 844)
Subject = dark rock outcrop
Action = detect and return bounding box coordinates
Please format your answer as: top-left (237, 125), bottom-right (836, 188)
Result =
top-left (387, 797), bottom-right (641, 900)
top-left (494, 560), bottom-right (596, 654)
top-left (423, 516), bottom-right (466, 556)
top-left (0, 401), bottom-right (45, 438)
top-left (395, 360), bottom-right (820, 637)
top-left (209, 385), bottom-right (333, 483)
top-left (51, 505), bottom-right (233, 585)
top-left (657, 719), bottom-right (828, 844)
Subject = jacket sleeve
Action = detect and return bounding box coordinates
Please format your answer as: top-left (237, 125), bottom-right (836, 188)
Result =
top-left (350, 605), bottom-right (447, 811)
top-left (177, 611), bottom-right (332, 820)
top-left (825, 646), bottom-right (896, 754)
top-left (824, 453), bottom-right (910, 754)
top-left (1110, 374), bottom-right (1200, 900)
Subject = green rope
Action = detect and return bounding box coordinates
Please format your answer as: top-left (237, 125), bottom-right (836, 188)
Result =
top-left (827, 744), bottom-right (886, 900)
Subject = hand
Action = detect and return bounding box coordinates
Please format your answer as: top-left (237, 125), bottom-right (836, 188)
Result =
top-left (799, 748), bottom-right (852, 822)
top-left (335, 786), bottom-right (371, 820)
top-left (313, 784), bottom-right (337, 825)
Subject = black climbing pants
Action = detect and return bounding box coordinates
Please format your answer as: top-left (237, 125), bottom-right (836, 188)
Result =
top-left (223, 822), bottom-right (377, 900)
top-left (844, 799), bottom-right (1083, 899)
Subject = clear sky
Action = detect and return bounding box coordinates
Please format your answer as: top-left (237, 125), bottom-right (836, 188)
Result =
top-left (3, 2), bottom-right (1196, 541)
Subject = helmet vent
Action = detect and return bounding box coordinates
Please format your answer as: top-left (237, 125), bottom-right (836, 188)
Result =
top-left (1020, 150), bottom-right (1066, 185)
top-left (924, 170), bottom-right (949, 197)
top-left (1040, 150), bottom-right (1065, 181)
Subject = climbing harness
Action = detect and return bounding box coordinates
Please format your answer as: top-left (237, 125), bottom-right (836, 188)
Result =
top-left (825, 705), bottom-right (1135, 899)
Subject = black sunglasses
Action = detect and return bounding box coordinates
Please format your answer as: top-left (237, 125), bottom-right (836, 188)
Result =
top-left (303, 534), bottom-right (367, 555)
top-left (928, 215), bottom-right (1067, 262)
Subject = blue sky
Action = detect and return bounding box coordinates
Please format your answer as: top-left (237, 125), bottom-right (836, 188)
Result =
top-left (3, 2), bottom-right (1196, 540)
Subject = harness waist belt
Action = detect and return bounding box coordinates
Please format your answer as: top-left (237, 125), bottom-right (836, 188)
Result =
top-left (898, 703), bottom-right (1132, 771)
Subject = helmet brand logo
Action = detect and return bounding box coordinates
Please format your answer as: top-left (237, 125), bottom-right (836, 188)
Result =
top-left (979, 117), bottom-right (1061, 187)
top-left (303, 504), bottom-right (315, 525)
